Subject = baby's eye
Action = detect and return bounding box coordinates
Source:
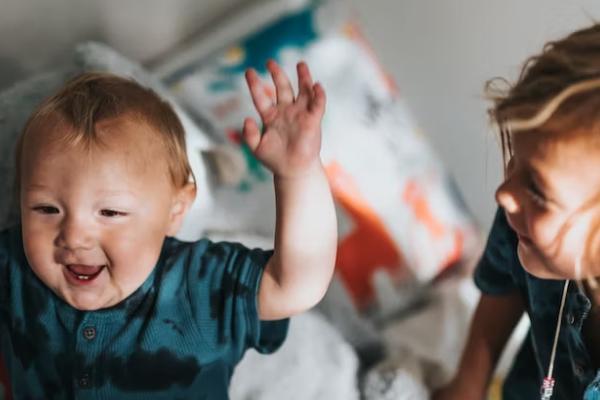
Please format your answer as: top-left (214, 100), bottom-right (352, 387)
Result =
top-left (32, 205), bottom-right (59, 214)
top-left (100, 209), bottom-right (127, 217)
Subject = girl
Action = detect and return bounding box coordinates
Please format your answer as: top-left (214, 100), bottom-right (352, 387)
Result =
top-left (434, 23), bottom-right (600, 399)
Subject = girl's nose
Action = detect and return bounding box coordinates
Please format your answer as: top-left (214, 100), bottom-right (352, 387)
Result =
top-left (496, 179), bottom-right (520, 214)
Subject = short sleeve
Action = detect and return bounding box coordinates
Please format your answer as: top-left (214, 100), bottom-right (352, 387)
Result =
top-left (180, 240), bottom-right (289, 360)
top-left (473, 208), bottom-right (522, 295)
top-left (229, 246), bottom-right (290, 354)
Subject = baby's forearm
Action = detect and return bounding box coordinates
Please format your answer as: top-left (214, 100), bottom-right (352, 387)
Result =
top-left (259, 162), bottom-right (337, 319)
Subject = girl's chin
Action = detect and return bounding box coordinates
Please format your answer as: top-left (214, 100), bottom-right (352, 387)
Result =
top-left (517, 242), bottom-right (569, 280)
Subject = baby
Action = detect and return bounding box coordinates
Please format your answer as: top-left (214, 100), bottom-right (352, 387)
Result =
top-left (0, 60), bottom-right (337, 398)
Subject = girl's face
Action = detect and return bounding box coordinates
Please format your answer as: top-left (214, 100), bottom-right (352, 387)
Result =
top-left (496, 127), bottom-right (600, 280)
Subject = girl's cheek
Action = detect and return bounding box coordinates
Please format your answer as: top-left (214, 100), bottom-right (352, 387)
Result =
top-left (528, 214), bottom-right (556, 247)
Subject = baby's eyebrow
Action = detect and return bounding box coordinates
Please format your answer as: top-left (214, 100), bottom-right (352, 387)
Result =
top-left (24, 183), bottom-right (52, 192)
top-left (96, 190), bottom-right (137, 198)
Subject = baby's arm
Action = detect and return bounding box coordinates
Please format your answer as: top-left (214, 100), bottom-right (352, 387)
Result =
top-left (244, 60), bottom-right (337, 320)
top-left (433, 292), bottom-right (525, 400)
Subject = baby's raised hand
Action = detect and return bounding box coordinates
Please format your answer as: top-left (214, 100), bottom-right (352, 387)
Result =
top-left (244, 60), bottom-right (325, 179)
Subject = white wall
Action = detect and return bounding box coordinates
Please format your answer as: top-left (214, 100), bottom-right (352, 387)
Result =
top-left (0, 0), bottom-right (245, 89)
top-left (348, 0), bottom-right (600, 230)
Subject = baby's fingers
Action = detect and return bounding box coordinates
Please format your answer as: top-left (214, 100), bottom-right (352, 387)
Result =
top-left (309, 82), bottom-right (326, 118)
top-left (296, 62), bottom-right (314, 104)
top-left (267, 60), bottom-right (294, 104)
top-left (242, 117), bottom-right (262, 153)
top-left (245, 69), bottom-right (274, 121)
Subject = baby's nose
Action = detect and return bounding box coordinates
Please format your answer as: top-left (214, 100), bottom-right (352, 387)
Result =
top-left (56, 216), bottom-right (94, 250)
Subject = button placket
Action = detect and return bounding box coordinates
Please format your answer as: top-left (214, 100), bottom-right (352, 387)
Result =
top-left (75, 316), bottom-right (101, 391)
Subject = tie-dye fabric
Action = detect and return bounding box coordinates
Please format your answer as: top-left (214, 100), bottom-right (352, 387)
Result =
top-left (475, 209), bottom-right (596, 399)
top-left (0, 225), bottom-right (288, 399)
top-left (585, 371), bottom-right (600, 400)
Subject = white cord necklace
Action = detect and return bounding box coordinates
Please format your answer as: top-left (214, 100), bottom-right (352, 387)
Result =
top-left (540, 280), bottom-right (570, 400)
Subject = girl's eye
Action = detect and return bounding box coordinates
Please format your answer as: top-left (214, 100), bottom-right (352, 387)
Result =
top-left (32, 206), bottom-right (59, 214)
top-left (100, 209), bottom-right (127, 217)
top-left (526, 181), bottom-right (547, 207)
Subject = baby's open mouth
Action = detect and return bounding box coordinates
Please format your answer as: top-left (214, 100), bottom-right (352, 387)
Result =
top-left (66, 264), bottom-right (106, 283)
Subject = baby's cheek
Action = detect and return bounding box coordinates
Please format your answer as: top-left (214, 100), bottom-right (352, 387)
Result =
top-left (23, 234), bottom-right (47, 266)
top-left (105, 241), bottom-right (158, 282)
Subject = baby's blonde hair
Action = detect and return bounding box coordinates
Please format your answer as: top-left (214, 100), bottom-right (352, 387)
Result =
top-left (486, 22), bottom-right (600, 274)
top-left (17, 72), bottom-right (194, 189)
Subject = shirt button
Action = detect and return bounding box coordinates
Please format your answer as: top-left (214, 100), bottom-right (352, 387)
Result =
top-left (78, 373), bottom-right (91, 388)
top-left (83, 326), bottom-right (96, 340)
top-left (566, 313), bottom-right (575, 325)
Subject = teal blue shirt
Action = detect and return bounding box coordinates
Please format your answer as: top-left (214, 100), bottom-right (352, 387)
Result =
top-left (0, 225), bottom-right (289, 399)
top-left (475, 209), bottom-right (598, 399)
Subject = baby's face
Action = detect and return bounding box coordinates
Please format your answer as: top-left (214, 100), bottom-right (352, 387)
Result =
top-left (20, 117), bottom-right (183, 310)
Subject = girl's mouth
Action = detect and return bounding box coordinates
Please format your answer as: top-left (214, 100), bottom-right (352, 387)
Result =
top-left (65, 264), bottom-right (106, 284)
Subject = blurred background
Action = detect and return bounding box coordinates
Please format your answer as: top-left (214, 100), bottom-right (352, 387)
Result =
top-left (2, 0), bottom-right (600, 230)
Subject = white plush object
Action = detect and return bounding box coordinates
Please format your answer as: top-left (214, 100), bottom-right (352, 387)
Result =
top-left (230, 311), bottom-right (360, 400)
top-left (363, 353), bottom-right (430, 400)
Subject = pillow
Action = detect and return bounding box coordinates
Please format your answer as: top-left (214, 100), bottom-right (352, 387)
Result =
top-left (157, 0), bottom-right (480, 315)
top-left (0, 43), bottom-right (214, 241)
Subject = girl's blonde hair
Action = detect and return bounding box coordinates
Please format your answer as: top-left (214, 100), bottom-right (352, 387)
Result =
top-left (486, 22), bottom-right (600, 274)
top-left (488, 23), bottom-right (600, 162)
top-left (17, 72), bottom-right (194, 189)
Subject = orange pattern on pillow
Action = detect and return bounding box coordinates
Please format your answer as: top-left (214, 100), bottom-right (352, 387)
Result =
top-left (326, 162), bottom-right (406, 309)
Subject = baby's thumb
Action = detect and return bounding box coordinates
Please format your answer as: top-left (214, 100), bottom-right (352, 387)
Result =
top-left (243, 117), bottom-right (261, 153)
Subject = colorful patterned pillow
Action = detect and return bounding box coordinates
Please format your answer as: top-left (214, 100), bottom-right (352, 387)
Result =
top-left (158, 0), bottom-right (480, 313)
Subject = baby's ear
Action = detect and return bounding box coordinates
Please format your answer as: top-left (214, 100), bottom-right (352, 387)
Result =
top-left (166, 182), bottom-right (197, 236)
